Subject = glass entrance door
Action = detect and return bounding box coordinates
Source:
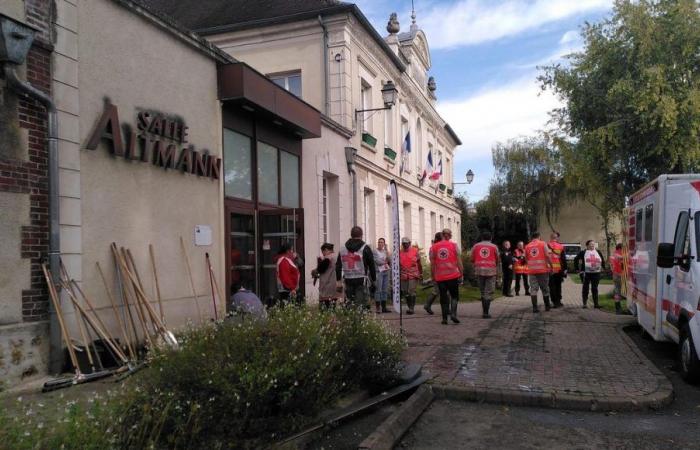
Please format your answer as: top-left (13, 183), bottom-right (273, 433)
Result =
top-left (229, 212), bottom-right (256, 297)
top-left (259, 209), bottom-right (304, 304)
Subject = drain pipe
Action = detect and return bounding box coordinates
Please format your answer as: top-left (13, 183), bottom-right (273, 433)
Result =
top-left (4, 65), bottom-right (62, 373)
top-left (317, 15), bottom-right (330, 116)
top-left (344, 147), bottom-right (357, 226)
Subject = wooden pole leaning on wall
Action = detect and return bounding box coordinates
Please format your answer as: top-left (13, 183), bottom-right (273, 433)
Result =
top-left (70, 279), bottom-right (130, 366)
top-left (149, 244), bottom-right (165, 324)
top-left (111, 243), bottom-right (141, 349)
top-left (60, 283), bottom-right (129, 365)
top-left (180, 236), bottom-right (203, 323)
top-left (41, 262), bottom-right (81, 377)
top-left (116, 252), bottom-right (179, 349)
top-left (123, 248), bottom-right (156, 342)
top-left (112, 245), bottom-right (152, 349)
top-left (96, 262), bottom-right (136, 361)
top-left (118, 248), bottom-right (154, 349)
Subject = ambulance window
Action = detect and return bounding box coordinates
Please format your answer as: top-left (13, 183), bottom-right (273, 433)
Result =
top-left (635, 209), bottom-right (643, 242)
top-left (644, 204), bottom-right (654, 241)
top-left (673, 211), bottom-right (690, 271)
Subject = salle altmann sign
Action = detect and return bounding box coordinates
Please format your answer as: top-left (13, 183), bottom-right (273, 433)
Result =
top-left (86, 102), bottom-right (221, 180)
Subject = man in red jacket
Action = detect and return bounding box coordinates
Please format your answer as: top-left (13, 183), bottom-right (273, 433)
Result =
top-left (400, 237), bottom-right (423, 314)
top-left (275, 243), bottom-right (300, 306)
top-left (471, 231), bottom-right (500, 318)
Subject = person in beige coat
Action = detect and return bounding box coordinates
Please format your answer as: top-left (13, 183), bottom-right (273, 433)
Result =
top-left (312, 243), bottom-right (339, 309)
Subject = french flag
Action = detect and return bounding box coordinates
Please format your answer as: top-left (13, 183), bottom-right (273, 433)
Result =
top-left (420, 149), bottom-right (433, 184)
top-left (430, 157), bottom-right (442, 180)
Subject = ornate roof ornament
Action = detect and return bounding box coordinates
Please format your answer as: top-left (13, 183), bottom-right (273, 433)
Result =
top-left (386, 12), bottom-right (400, 34)
top-left (428, 76), bottom-right (436, 92)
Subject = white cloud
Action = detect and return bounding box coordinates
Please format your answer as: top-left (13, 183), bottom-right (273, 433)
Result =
top-left (438, 75), bottom-right (559, 162)
top-left (420, 0), bottom-right (611, 49)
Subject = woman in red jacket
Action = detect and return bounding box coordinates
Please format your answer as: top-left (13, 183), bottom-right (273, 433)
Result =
top-left (276, 244), bottom-right (300, 306)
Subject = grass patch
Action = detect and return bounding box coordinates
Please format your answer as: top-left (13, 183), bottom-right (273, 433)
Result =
top-left (414, 283), bottom-right (482, 304)
top-left (569, 274), bottom-right (614, 285)
top-left (596, 292), bottom-right (628, 314)
top-left (0, 307), bottom-right (405, 449)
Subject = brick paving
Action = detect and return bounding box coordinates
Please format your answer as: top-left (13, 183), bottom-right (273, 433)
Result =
top-left (379, 279), bottom-right (673, 411)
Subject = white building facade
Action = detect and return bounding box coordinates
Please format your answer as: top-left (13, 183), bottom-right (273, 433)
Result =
top-left (149, 1), bottom-right (463, 298)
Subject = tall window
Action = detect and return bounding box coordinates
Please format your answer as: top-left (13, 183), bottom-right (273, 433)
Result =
top-left (322, 178), bottom-right (329, 243)
top-left (257, 141), bottom-right (299, 208)
top-left (364, 189), bottom-right (376, 245)
top-left (430, 212), bottom-right (436, 237)
top-left (419, 207), bottom-right (425, 248)
top-left (224, 129), bottom-right (252, 200)
top-left (361, 80), bottom-right (372, 134)
top-left (270, 71), bottom-right (302, 97)
top-left (403, 202), bottom-right (412, 241)
top-left (384, 108), bottom-right (393, 150)
top-left (400, 118), bottom-right (409, 172)
top-left (415, 120), bottom-right (422, 174)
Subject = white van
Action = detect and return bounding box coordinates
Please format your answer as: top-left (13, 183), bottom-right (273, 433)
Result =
top-left (627, 174), bottom-right (700, 382)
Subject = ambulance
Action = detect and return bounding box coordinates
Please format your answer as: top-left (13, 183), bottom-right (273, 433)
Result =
top-left (627, 174), bottom-right (700, 382)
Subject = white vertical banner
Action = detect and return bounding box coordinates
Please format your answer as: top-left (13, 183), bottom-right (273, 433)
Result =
top-left (390, 180), bottom-right (401, 314)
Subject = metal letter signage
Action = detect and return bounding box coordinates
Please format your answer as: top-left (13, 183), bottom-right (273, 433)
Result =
top-left (86, 101), bottom-right (222, 180)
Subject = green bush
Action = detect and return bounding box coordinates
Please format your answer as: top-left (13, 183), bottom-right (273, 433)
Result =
top-left (0, 307), bottom-right (404, 450)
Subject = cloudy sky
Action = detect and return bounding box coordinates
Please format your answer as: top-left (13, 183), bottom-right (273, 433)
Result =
top-left (354, 0), bottom-right (613, 202)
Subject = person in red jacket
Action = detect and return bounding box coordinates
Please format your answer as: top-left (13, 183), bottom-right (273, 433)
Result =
top-left (275, 243), bottom-right (300, 306)
top-left (471, 231), bottom-right (500, 319)
top-left (611, 243), bottom-right (625, 314)
top-left (400, 237), bottom-right (423, 314)
top-left (525, 232), bottom-right (553, 312)
top-left (430, 229), bottom-right (464, 325)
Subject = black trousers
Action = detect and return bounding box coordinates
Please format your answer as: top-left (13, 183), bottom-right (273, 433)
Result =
top-left (514, 273), bottom-right (529, 294)
top-left (582, 272), bottom-right (601, 304)
top-left (502, 269), bottom-right (513, 296)
top-left (438, 278), bottom-right (460, 319)
top-left (549, 274), bottom-right (563, 304)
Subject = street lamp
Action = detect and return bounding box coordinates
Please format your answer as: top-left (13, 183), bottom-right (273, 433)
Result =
top-left (453, 169), bottom-right (475, 187)
top-left (355, 80), bottom-right (398, 122)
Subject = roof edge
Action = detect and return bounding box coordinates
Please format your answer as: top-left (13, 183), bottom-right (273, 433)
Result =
top-left (444, 124), bottom-right (462, 146)
top-left (112, 0), bottom-right (236, 64)
top-left (194, 4), bottom-right (406, 73)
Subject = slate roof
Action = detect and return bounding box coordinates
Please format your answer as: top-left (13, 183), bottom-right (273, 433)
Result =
top-left (142, 0), bottom-right (405, 71)
top-left (143, 0), bottom-right (349, 34)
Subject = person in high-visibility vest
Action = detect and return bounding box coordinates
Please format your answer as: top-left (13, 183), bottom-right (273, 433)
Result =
top-left (525, 232), bottom-right (553, 312)
top-left (470, 231), bottom-right (500, 318)
top-left (573, 240), bottom-right (606, 308)
top-left (424, 231), bottom-right (445, 315)
top-left (513, 241), bottom-right (530, 296)
top-left (430, 228), bottom-right (464, 325)
top-left (611, 243), bottom-right (625, 315)
top-left (547, 231), bottom-right (567, 308)
top-left (399, 237), bottom-right (423, 314)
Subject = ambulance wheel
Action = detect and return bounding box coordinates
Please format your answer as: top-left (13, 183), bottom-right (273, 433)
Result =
top-left (679, 324), bottom-right (700, 384)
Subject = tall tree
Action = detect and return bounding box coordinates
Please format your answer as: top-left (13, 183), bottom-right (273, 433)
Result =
top-left (540, 0), bottom-right (700, 215)
top-left (491, 135), bottom-right (564, 237)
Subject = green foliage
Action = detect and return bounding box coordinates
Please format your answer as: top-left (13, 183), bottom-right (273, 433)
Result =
top-left (0, 308), bottom-right (405, 449)
top-left (540, 0), bottom-right (700, 213)
top-left (490, 135), bottom-right (565, 237)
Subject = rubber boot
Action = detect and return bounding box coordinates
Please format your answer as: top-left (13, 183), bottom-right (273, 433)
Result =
top-left (544, 296), bottom-right (551, 311)
top-left (593, 293), bottom-right (600, 309)
top-left (450, 297), bottom-right (460, 323)
top-left (615, 301), bottom-right (622, 315)
top-left (482, 299), bottom-right (491, 319)
top-left (375, 301), bottom-right (381, 313)
top-left (582, 298), bottom-right (588, 309)
top-left (424, 294), bottom-right (436, 315)
top-left (531, 296), bottom-right (539, 313)
top-left (381, 300), bottom-right (389, 313)
top-left (406, 295), bottom-right (416, 314)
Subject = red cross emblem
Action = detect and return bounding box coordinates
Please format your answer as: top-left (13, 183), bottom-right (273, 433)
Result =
top-left (529, 247), bottom-right (539, 257)
top-left (438, 248), bottom-right (450, 259)
top-left (479, 248), bottom-right (490, 258)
